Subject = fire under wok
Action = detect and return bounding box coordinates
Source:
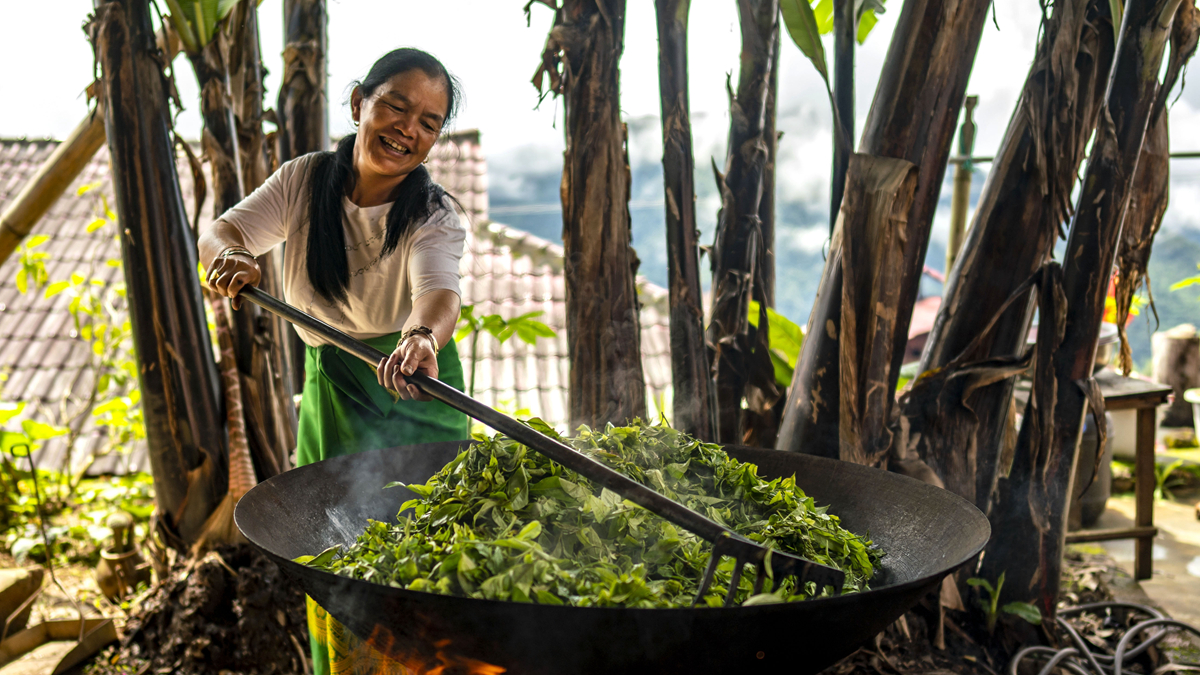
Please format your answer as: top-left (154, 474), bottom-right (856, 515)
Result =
top-left (235, 440), bottom-right (990, 674)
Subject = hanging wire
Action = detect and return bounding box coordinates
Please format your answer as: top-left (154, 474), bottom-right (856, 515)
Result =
top-left (1008, 601), bottom-right (1200, 674)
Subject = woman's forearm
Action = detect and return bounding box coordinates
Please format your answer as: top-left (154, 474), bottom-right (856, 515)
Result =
top-left (198, 220), bottom-right (250, 271)
top-left (406, 289), bottom-right (461, 350)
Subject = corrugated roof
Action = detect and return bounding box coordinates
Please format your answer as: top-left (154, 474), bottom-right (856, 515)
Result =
top-left (0, 131), bottom-right (673, 475)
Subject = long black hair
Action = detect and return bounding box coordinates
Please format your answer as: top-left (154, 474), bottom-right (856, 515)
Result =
top-left (306, 48), bottom-right (463, 305)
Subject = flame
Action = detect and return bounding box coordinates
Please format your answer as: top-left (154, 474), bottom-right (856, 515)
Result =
top-left (366, 625), bottom-right (507, 675)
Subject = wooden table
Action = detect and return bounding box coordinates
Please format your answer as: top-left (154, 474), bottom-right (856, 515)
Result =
top-left (1062, 369), bottom-right (1170, 580)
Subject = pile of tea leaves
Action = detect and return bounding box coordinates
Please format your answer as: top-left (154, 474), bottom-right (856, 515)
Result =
top-left (301, 420), bottom-right (882, 608)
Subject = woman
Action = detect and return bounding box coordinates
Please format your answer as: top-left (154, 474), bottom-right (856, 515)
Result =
top-left (201, 48), bottom-right (468, 675)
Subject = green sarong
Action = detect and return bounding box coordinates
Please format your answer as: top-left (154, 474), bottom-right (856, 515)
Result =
top-left (297, 331), bottom-right (469, 675)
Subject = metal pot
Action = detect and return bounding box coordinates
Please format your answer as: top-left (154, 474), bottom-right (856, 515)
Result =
top-left (235, 441), bottom-right (990, 674)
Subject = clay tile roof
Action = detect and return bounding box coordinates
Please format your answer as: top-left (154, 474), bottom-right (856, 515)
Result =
top-left (0, 130), bottom-right (673, 475)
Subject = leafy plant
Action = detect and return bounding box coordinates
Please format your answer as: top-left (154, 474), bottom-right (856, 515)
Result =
top-left (304, 420), bottom-right (881, 608)
top-left (746, 300), bottom-right (805, 388)
top-left (967, 572), bottom-right (1042, 635)
top-left (779, 0), bottom-right (887, 163)
top-left (1154, 459), bottom-right (1188, 501)
top-left (455, 305), bottom-right (557, 398)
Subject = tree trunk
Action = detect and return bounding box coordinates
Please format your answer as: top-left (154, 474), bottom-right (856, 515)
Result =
top-left (1114, 0), bottom-right (1199, 373)
top-left (227, 0), bottom-right (297, 477)
top-left (189, 38), bottom-right (245, 218)
top-left (900, 0), bottom-right (1115, 511)
top-left (777, 0), bottom-right (993, 457)
top-left (654, 0), bottom-right (714, 440)
top-left (276, 0), bottom-right (328, 399)
top-left (708, 0), bottom-right (780, 445)
top-left (534, 0), bottom-right (646, 430)
top-left (979, 0), bottom-right (1183, 628)
top-left (838, 154), bottom-right (918, 465)
top-left (90, 0), bottom-right (227, 550)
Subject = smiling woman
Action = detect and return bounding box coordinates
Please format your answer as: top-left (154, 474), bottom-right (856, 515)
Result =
top-left (197, 47), bottom-right (468, 675)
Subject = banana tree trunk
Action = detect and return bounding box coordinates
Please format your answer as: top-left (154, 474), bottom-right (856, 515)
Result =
top-left (777, 0), bottom-right (993, 457)
top-left (708, 0), bottom-right (780, 445)
top-left (536, 0), bottom-right (647, 430)
top-left (227, 0), bottom-right (297, 477)
top-left (1114, 0), bottom-right (1199, 373)
top-left (654, 0), bottom-right (714, 441)
top-left (979, 0), bottom-right (1184, 628)
top-left (900, 0), bottom-right (1115, 511)
top-left (276, 0), bottom-right (328, 401)
top-left (90, 0), bottom-right (227, 550)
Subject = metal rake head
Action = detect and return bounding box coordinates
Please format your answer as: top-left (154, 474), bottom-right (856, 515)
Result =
top-left (693, 533), bottom-right (847, 607)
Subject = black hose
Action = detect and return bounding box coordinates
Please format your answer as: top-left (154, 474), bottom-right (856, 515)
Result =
top-left (1008, 602), bottom-right (1199, 674)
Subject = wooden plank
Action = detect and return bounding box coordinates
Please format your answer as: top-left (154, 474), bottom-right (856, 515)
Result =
top-left (1065, 525), bottom-right (1158, 543)
top-left (1135, 406), bottom-right (1157, 580)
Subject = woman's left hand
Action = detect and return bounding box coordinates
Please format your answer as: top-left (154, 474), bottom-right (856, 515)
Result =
top-left (378, 334), bottom-right (439, 401)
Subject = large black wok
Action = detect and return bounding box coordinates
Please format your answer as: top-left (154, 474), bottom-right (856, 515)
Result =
top-left (235, 441), bottom-right (989, 674)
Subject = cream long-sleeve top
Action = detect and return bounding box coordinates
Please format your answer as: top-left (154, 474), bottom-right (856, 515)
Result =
top-left (212, 153), bottom-right (466, 348)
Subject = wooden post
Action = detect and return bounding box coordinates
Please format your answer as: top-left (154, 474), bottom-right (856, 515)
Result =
top-left (1135, 406), bottom-right (1156, 580)
top-left (0, 112), bottom-right (106, 266)
top-left (945, 95), bottom-right (977, 275)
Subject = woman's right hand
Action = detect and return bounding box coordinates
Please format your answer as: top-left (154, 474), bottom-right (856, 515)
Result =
top-left (206, 252), bottom-right (261, 310)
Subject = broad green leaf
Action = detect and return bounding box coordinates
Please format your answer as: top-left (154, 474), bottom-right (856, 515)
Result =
top-left (86, 218), bottom-right (107, 233)
top-left (44, 281), bottom-right (70, 299)
top-left (1002, 601), bottom-right (1042, 625)
top-left (92, 398), bottom-right (130, 416)
top-left (22, 419), bottom-right (67, 440)
top-left (966, 577), bottom-right (994, 594)
top-left (77, 181), bottom-right (103, 196)
top-left (780, 0), bottom-right (830, 83)
top-left (0, 401), bottom-right (26, 426)
top-left (1, 431), bottom-right (33, 455)
top-left (15, 269), bottom-right (27, 295)
top-left (26, 234), bottom-right (50, 248)
top-left (857, 9), bottom-right (878, 43)
top-left (812, 0), bottom-right (834, 32)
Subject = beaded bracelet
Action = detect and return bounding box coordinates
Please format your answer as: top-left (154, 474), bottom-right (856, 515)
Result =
top-left (400, 325), bottom-right (439, 358)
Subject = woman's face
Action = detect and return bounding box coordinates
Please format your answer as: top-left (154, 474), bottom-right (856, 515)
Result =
top-left (351, 69), bottom-right (449, 183)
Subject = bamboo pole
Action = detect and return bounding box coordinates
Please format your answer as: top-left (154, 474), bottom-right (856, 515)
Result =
top-left (944, 95), bottom-right (977, 276)
top-left (0, 28), bottom-right (179, 268)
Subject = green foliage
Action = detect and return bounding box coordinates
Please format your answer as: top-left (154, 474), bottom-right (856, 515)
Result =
top-left (968, 572), bottom-right (1042, 635)
top-left (456, 305), bottom-right (558, 398)
top-left (1155, 459), bottom-right (1187, 501)
top-left (779, 0), bottom-right (887, 88)
top-left (162, 0), bottom-right (241, 52)
top-left (456, 305), bottom-right (557, 346)
top-left (1, 184), bottom-right (145, 549)
top-left (2, 472), bottom-right (155, 567)
top-left (305, 420), bottom-right (881, 608)
top-left (747, 300), bottom-right (804, 387)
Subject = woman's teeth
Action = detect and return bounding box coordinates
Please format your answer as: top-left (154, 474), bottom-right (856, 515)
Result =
top-left (381, 137), bottom-right (410, 154)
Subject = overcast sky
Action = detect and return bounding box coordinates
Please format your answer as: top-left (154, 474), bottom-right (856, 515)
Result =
top-left (3, 1), bottom-right (1199, 247)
